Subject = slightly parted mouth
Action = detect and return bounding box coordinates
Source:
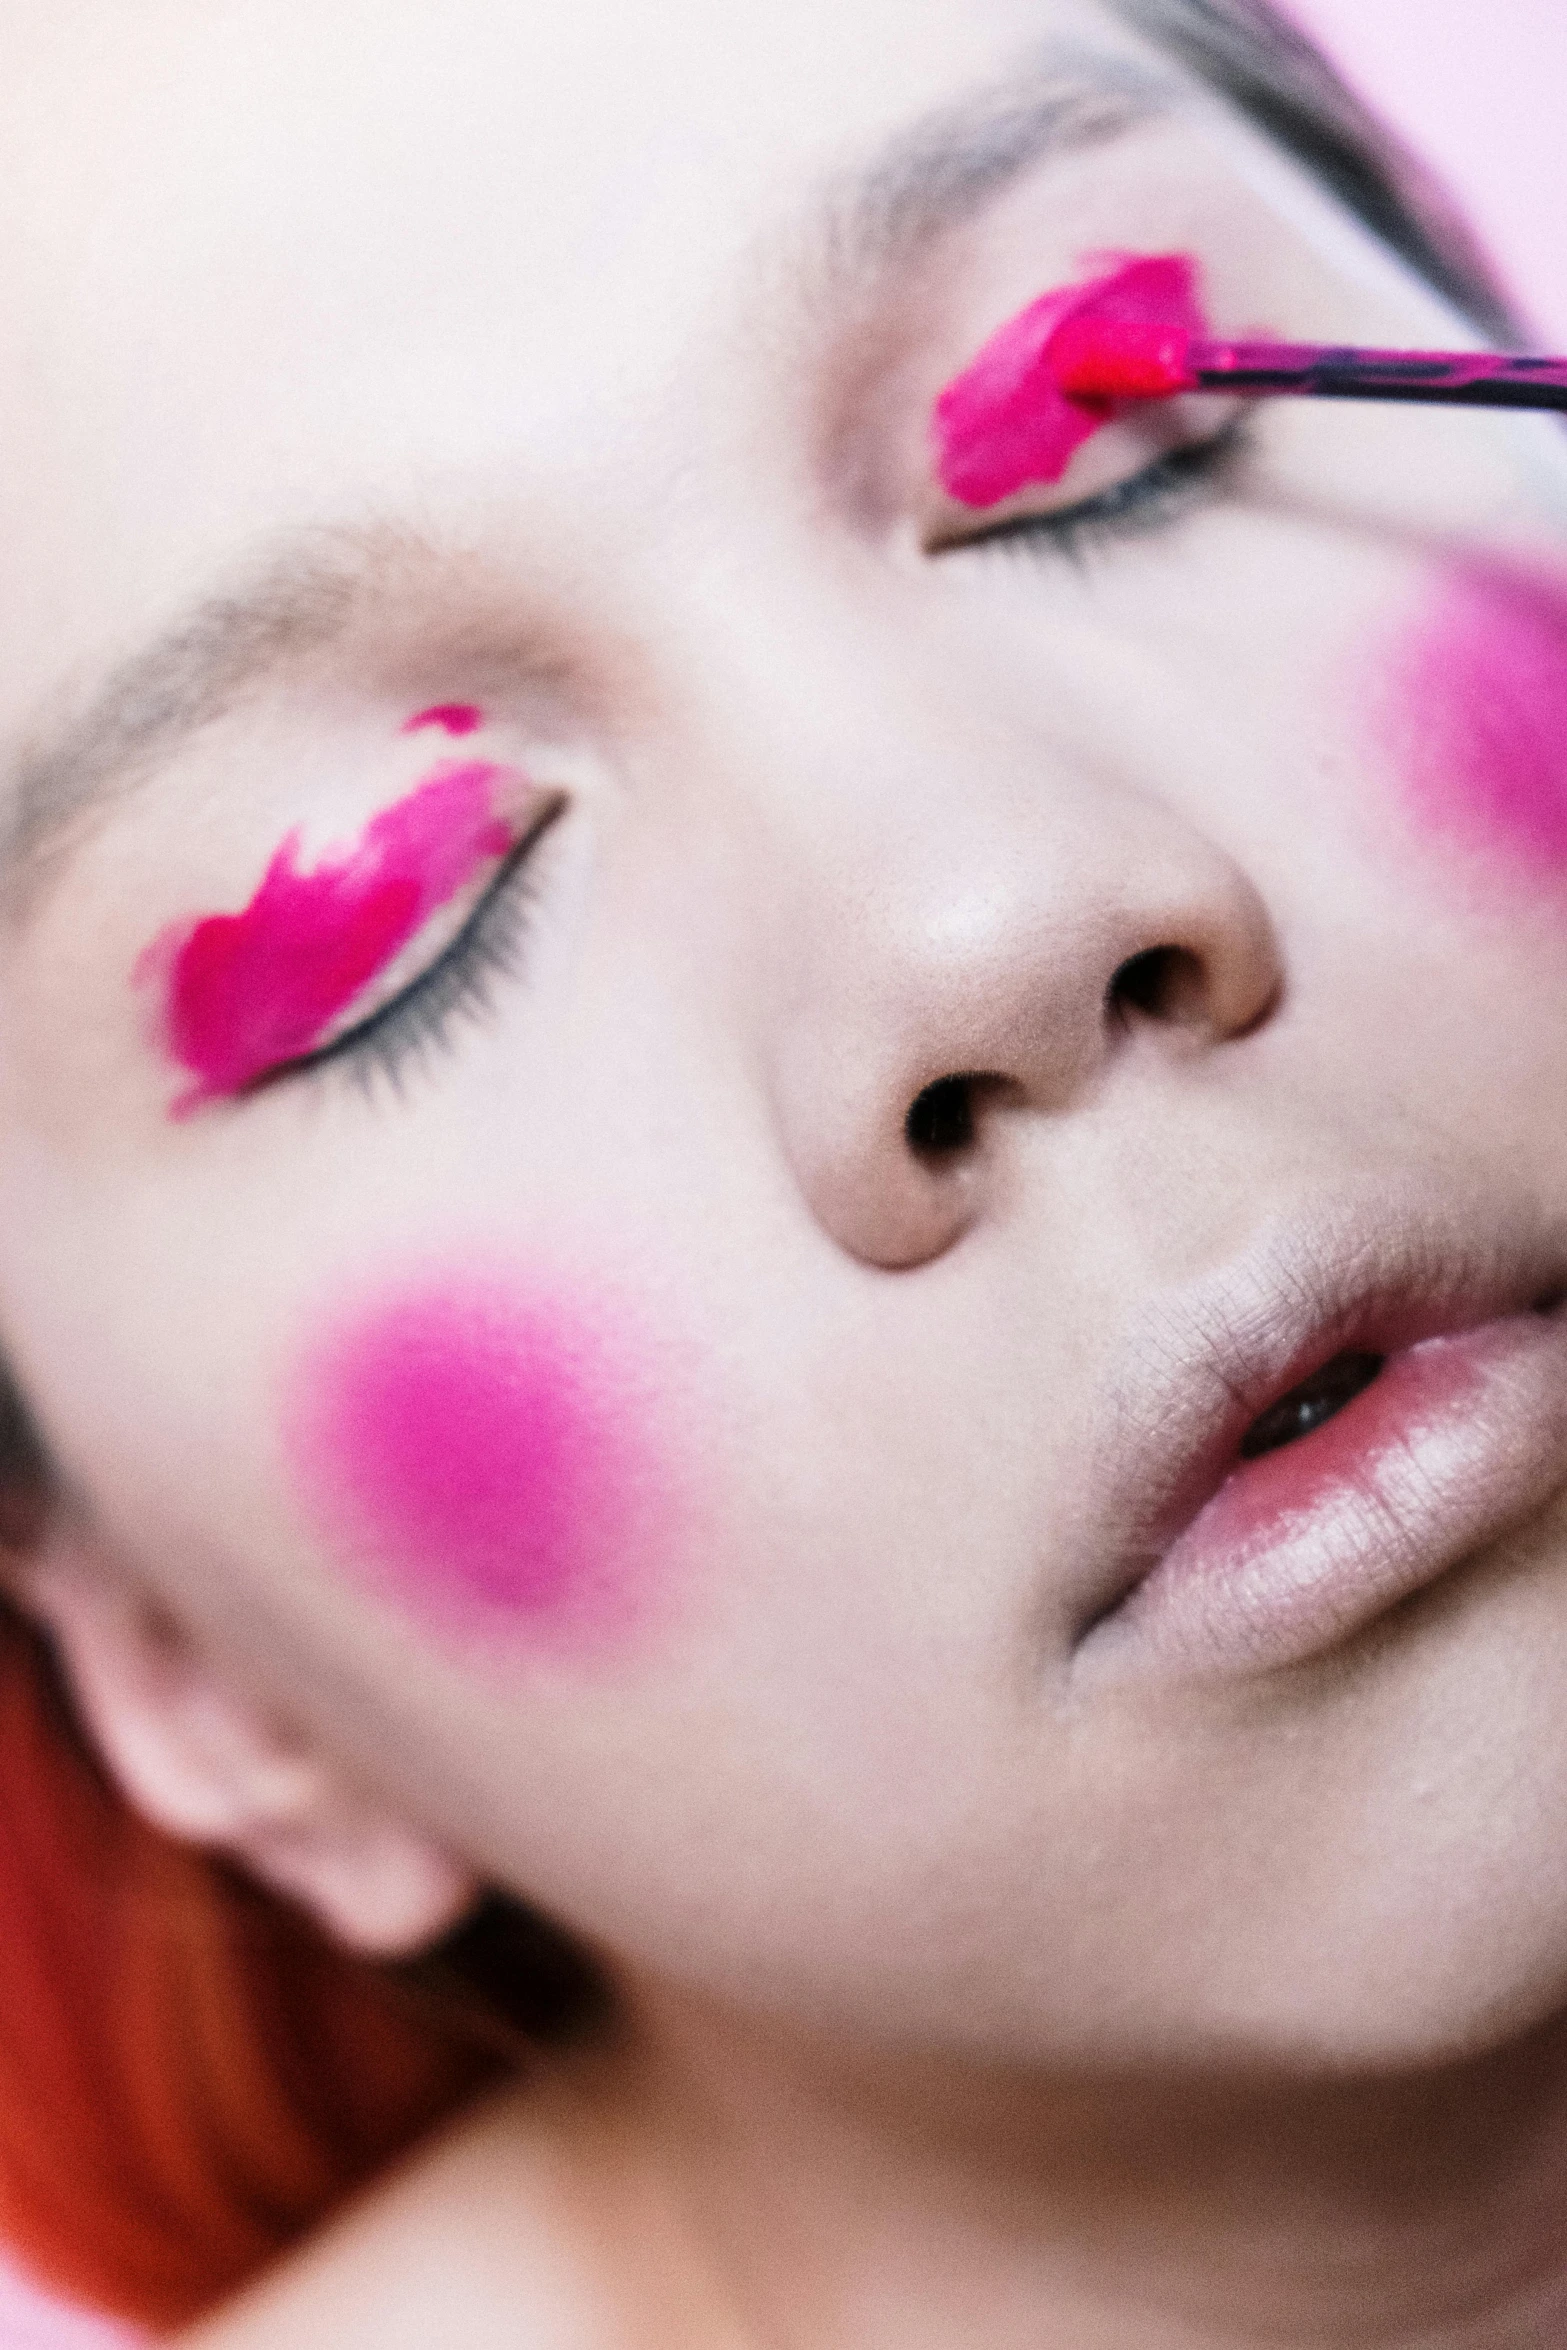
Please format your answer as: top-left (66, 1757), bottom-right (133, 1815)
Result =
top-left (1235, 1347), bottom-right (1386, 1461)
top-left (1069, 1186), bottom-right (1567, 1679)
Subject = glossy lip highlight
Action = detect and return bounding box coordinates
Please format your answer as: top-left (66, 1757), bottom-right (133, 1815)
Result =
top-left (1072, 1191), bottom-right (1567, 1683)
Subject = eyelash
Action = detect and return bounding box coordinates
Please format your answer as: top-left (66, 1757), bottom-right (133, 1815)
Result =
top-left (274, 798), bottom-right (565, 1101)
top-left (234, 433), bottom-right (1239, 1106)
top-left (939, 415), bottom-right (1252, 562)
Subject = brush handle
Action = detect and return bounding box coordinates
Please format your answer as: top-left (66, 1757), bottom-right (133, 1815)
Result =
top-left (1190, 340), bottom-right (1567, 410)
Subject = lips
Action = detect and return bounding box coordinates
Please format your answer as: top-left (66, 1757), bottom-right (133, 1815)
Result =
top-left (1071, 1189), bottom-right (1567, 1682)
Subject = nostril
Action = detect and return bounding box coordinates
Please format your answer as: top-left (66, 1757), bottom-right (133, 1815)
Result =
top-left (1109, 945), bottom-right (1206, 1026)
top-left (906, 1075), bottom-right (977, 1158)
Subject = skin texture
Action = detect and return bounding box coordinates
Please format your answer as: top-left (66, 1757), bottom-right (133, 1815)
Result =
top-left (2, 0), bottom-right (1567, 2342)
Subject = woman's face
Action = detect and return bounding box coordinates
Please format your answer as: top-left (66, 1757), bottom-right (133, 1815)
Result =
top-left (5, 0), bottom-right (1567, 2072)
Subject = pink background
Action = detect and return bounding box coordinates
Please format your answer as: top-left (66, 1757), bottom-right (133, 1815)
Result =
top-left (1299, 0), bottom-right (1567, 337)
top-left (1, 4), bottom-right (1561, 2340)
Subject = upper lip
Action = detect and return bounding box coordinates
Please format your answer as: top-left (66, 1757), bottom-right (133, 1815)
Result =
top-left (1067, 1179), bottom-right (1567, 1654)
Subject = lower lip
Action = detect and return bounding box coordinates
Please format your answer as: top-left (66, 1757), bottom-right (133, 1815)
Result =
top-left (1078, 1308), bottom-right (1567, 1681)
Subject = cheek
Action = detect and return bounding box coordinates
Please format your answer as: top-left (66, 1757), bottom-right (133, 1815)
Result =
top-left (284, 1275), bottom-right (679, 1656)
top-left (1376, 560), bottom-right (1567, 883)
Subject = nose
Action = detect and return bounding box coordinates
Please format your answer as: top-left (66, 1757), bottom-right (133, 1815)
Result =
top-left (766, 761), bottom-right (1282, 1270)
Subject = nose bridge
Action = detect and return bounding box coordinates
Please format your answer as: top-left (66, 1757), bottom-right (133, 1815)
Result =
top-left (671, 560), bottom-right (1148, 932)
top-left (671, 583), bottom-right (1282, 1270)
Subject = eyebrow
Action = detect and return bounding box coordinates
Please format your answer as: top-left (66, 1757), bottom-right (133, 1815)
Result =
top-left (0, 525), bottom-right (539, 918)
top-left (824, 47), bottom-right (1168, 283)
top-left (1, 47), bottom-right (1169, 915)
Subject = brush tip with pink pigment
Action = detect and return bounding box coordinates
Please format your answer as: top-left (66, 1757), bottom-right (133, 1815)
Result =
top-left (932, 247), bottom-right (1567, 513)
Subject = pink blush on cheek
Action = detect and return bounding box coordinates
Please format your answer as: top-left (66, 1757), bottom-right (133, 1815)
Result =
top-left (287, 1281), bottom-right (668, 1650)
top-left (932, 251), bottom-right (1210, 508)
top-left (1381, 562), bottom-right (1567, 879)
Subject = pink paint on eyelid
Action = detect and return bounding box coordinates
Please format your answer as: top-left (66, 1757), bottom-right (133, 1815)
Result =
top-left (287, 1278), bottom-right (664, 1648)
top-left (142, 761), bottom-right (515, 1112)
top-left (403, 704), bottom-right (485, 737)
top-left (932, 251), bottom-right (1211, 508)
top-left (1382, 560), bottom-right (1567, 879)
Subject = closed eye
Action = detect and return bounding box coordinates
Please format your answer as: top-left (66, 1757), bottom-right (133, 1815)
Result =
top-left (930, 414), bottom-right (1252, 562)
top-left (257, 795), bottom-right (566, 1101)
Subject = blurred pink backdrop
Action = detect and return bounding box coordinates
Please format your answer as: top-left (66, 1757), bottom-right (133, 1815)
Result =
top-left (0, 4), bottom-right (1561, 2343)
top-left (1297, 0), bottom-right (1567, 336)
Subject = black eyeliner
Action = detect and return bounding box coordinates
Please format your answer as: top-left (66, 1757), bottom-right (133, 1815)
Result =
top-left (258, 797), bottom-right (565, 1100)
top-left (941, 415), bottom-right (1253, 562)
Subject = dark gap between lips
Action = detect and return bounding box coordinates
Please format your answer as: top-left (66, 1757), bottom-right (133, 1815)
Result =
top-left (1238, 1351), bottom-right (1386, 1461)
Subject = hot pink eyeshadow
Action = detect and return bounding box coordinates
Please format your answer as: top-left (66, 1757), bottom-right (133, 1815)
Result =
top-left (288, 1278), bottom-right (660, 1646)
top-left (1383, 560), bottom-right (1567, 879)
top-left (932, 252), bottom-right (1210, 508)
top-left (404, 704), bottom-right (485, 737)
top-left (143, 762), bottom-right (514, 1112)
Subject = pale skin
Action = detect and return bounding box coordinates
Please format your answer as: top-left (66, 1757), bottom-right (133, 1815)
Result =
top-left (4, 0), bottom-right (1567, 2342)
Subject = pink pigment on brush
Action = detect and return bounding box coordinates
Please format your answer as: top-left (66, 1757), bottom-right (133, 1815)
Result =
top-left (288, 1278), bottom-right (659, 1645)
top-left (1384, 561), bottom-right (1567, 878)
top-left (143, 762), bottom-right (514, 1111)
top-left (932, 252), bottom-right (1211, 507)
top-left (403, 704), bottom-right (485, 737)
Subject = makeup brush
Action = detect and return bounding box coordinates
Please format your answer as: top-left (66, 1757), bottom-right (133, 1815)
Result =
top-left (1048, 319), bottom-right (1567, 412)
top-left (931, 257), bottom-right (1567, 509)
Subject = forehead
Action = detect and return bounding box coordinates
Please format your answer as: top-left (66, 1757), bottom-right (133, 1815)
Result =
top-left (2, 0), bottom-right (1156, 281)
top-left (0, 0), bottom-right (1189, 741)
